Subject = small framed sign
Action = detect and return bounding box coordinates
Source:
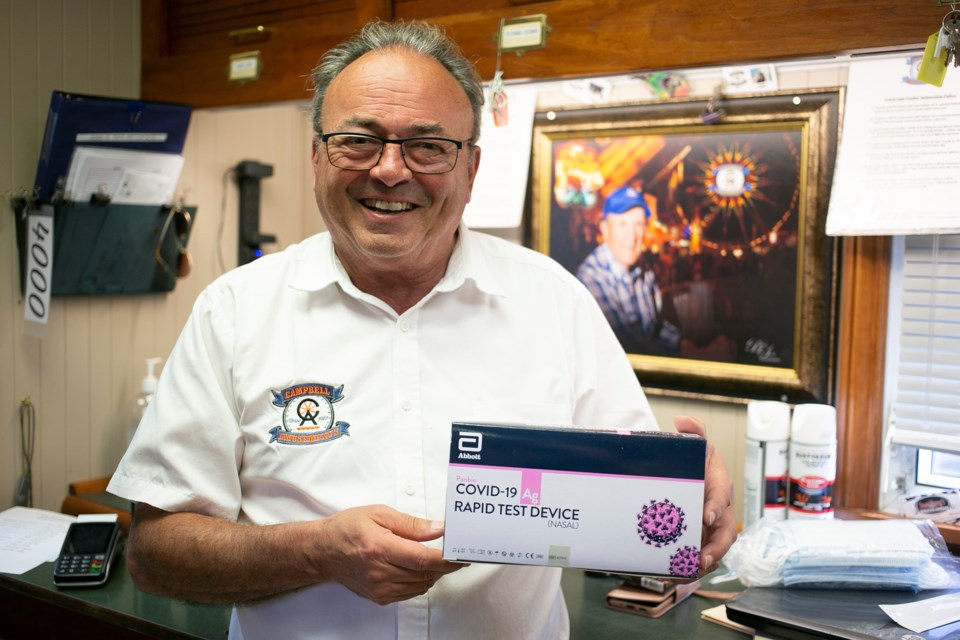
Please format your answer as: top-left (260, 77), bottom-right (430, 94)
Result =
top-left (229, 51), bottom-right (261, 83)
top-left (498, 15), bottom-right (549, 54)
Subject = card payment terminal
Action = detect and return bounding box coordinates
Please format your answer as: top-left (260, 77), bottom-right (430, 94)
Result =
top-left (53, 519), bottom-right (121, 588)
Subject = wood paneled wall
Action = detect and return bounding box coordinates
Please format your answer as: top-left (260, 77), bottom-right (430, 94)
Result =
top-left (140, 0), bottom-right (943, 109)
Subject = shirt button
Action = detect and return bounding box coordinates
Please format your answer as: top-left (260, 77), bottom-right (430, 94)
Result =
top-left (405, 486), bottom-right (416, 496)
top-left (399, 321), bottom-right (410, 332)
top-left (401, 400), bottom-right (412, 412)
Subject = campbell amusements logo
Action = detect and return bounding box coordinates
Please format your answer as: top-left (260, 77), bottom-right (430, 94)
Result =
top-left (267, 383), bottom-right (350, 446)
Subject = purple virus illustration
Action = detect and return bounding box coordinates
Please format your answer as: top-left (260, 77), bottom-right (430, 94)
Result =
top-left (637, 498), bottom-right (687, 547)
top-left (669, 545), bottom-right (700, 578)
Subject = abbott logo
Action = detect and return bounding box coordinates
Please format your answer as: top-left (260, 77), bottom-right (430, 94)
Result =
top-left (457, 431), bottom-right (483, 460)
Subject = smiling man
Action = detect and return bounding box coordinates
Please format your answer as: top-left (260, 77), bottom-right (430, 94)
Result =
top-left (310, 43), bottom-right (480, 313)
top-left (108, 20), bottom-right (736, 640)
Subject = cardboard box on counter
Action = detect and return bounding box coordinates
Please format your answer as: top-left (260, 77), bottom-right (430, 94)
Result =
top-left (442, 421), bottom-right (705, 579)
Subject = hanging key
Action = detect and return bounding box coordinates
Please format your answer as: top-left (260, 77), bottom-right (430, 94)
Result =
top-left (939, 26), bottom-right (955, 67)
top-left (937, 24), bottom-right (951, 64)
top-left (942, 11), bottom-right (960, 67)
top-left (951, 24), bottom-right (960, 67)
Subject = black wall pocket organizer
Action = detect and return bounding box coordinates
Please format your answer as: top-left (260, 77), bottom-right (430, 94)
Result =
top-left (12, 198), bottom-right (197, 296)
top-left (14, 91), bottom-right (197, 296)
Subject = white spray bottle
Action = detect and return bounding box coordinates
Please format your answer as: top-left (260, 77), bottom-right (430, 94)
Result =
top-left (743, 400), bottom-right (791, 528)
top-left (788, 403), bottom-right (837, 519)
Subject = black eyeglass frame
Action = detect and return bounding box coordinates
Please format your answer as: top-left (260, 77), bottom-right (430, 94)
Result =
top-left (319, 132), bottom-right (470, 175)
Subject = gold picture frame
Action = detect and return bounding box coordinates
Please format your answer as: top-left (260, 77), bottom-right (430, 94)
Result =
top-left (530, 90), bottom-right (842, 403)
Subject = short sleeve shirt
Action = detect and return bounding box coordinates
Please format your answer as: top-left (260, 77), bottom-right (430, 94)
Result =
top-left (109, 224), bottom-right (657, 640)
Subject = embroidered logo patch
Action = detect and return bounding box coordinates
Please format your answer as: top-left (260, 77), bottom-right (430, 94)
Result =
top-left (268, 383), bottom-right (350, 446)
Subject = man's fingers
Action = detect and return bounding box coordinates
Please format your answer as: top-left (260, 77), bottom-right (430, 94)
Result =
top-left (372, 508), bottom-right (445, 543)
top-left (673, 415), bottom-right (706, 437)
top-left (670, 415), bottom-right (737, 575)
top-left (700, 505), bottom-right (738, 574)
top-left (386, 548), bottom-right (468, 579)
top-left (317, 505), bottom-right (470, 605)
top-left (368, 508), bottom-right (467, 575)
top-left (703, 451), bottom-right (734, 525)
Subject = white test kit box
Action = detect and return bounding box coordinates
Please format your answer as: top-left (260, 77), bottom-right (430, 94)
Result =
top-left (442, 422), bottom-right (705, 579)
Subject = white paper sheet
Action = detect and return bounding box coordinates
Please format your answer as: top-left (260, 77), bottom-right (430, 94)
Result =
top-left (463, 84), bottom-right (538, 229)
top-left (826, 54), bottom-right (960, 236)
top-left (880, 591), bottom-right (960, 633)
top-left (64, 146), bottom-right (184, 205)
top-left (0, 506), bottom-right (75, 575)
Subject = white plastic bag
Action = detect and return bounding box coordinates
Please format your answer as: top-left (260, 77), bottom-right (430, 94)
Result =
top-left (724, 518), bottom-right (959, 591)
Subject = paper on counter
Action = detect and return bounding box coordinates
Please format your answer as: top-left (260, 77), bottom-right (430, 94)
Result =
top-left (880, 591), bottom-right (960, 633)
top-left (0, 506), bottom-right (75, 575)
top-left (700, 604), bottom-right (754, 635)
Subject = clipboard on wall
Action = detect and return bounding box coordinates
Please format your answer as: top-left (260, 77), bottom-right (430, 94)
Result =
top-left (34, 91), bottom-right (192, 202)
top-left (17, 91), bottom-right (196, 297)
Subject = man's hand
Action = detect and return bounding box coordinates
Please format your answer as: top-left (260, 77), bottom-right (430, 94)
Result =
top-left (313, 505), bottom-right (467, 605)
top-left (673, 415), bottom-right (737, 575)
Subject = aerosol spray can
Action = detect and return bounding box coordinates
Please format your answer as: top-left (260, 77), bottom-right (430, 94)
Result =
top-left (788, 404), bottom-right (837, 519)
top-left (743, 401), bottom-right (791, 528)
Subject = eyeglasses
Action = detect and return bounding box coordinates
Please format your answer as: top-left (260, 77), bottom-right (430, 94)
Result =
top-left (154, 205), bottom-right (193, 282)
top-left (320, 132), bottom-right (468, 174)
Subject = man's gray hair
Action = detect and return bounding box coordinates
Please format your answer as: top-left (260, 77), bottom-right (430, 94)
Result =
top-left (310, 20), bottom-right (484, 143)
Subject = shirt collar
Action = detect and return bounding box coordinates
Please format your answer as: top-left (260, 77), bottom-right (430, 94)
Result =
top-left (597, 243), bottom-right (645, 280)
top-left (289, 222), bottom-right (505, 299)
top-left (435, 221), bottom-right (505, 297)
top-left (289, 233), bottom-right (341, 292)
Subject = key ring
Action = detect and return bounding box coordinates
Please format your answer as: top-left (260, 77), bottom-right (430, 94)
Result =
top-left (944, 9), bottom-right (960, 32)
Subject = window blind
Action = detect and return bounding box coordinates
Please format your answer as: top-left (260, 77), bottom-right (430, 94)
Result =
top-left (887, 235), bottom-right (960, 453)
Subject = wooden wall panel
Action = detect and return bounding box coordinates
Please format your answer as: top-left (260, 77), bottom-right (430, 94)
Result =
top-left (141, 0), bottom-right (943, 109)
top-left (834, 236), bottom-right (891, 512)
top-left (165, 0), bottom-right (355, 55)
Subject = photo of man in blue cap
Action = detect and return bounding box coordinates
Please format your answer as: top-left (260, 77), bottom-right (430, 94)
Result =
top-left (576, 185), bottom-right (681, 356)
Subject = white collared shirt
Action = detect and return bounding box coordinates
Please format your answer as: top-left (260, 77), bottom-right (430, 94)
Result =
top-left (109, 224), bottom-right (657, 640)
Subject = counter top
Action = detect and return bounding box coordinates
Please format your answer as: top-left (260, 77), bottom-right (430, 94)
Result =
top-left (0, 555), bottom-right (742, 639)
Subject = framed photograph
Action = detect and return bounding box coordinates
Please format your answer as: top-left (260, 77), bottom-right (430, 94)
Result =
top-left (531, 90), bottom-right (842, 402)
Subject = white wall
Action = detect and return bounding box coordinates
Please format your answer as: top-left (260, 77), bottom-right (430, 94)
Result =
top-left (1, 0), bottom-right (144, 511)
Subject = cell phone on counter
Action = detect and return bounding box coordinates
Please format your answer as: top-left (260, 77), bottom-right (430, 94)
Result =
top-left (53, 518), bottom-right (121, 588)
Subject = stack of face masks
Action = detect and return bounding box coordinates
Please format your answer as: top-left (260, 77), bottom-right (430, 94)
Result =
top-left (724, 518), bottom-right (959, 591)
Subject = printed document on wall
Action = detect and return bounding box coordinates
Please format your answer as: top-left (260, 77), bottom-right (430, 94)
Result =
top-left (463, 84), bottom-right (537, 229)
top-left (826, 54), bottom-right (960, 235)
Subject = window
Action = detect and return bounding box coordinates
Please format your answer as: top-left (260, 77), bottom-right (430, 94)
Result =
top-left (916, 449), bottom-right (960, 490)
top-left (882, 235), bottom-right (960, 507)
